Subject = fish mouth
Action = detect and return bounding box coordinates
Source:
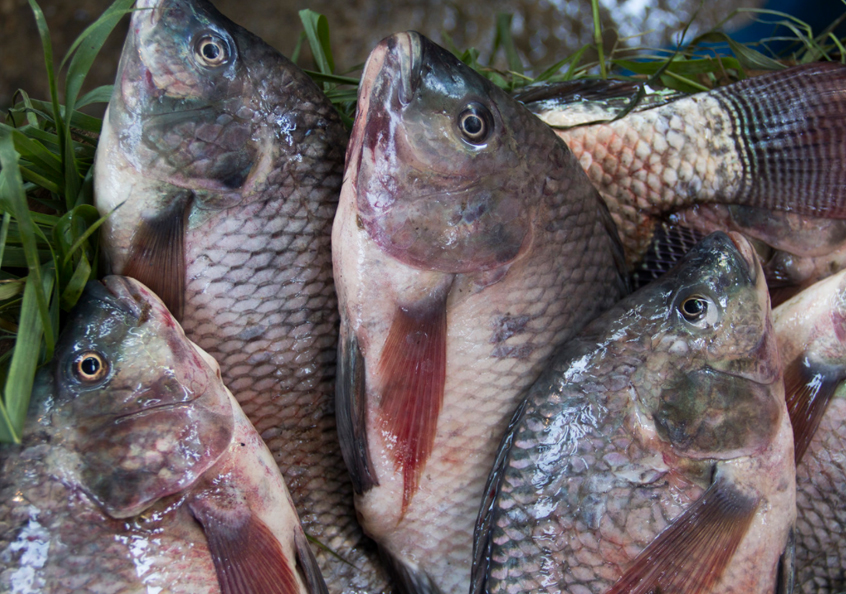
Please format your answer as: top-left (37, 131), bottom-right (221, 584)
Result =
top-left (134, 0), bottom-right (163, 28)
top-left (725, 231), bottom-right (759, 285)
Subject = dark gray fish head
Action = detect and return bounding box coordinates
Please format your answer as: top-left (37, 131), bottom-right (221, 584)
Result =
top-left (34, 276), bottom-right (233, 518)
top-left (630, 231), bottom-right (781, 459)
top-left (350, 31), bottom-right (567, 274)
top-left (106, 0), bottom-right (324, 200)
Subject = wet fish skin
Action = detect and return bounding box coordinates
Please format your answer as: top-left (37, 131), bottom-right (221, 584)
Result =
top-left (0, 277), bottom-right (323, 594)
top-left (474, 232), bottom-right (795, 594)
top-left (334, 31), bottom-right (628, 593)
top-left (522, 64), bottom-right (846, 269)
top-left (94, 1), bottom-right (386, 590)
top-left (772, 269), bottom-right (846, 593)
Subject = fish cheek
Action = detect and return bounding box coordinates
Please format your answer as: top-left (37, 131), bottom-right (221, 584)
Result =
top-left (654, 369), bottom-right (780, 458)
top-left (66, 382), bottom-right (235, 519)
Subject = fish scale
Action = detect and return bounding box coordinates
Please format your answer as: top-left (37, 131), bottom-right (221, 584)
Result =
top-left (94, 0), bottom-right (387, 590)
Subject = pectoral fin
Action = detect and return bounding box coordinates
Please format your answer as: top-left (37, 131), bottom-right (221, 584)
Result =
top-left (190, 497), bottom-right (300, 594)
top-left (123, 191), bottom-right (191, 321)
top-left (784, 356), bottom-right (844, 464)
top-left (378, 293), bottom-right (448, 515)
top-left (293, 529), bottom-right (329, 594)
top-left (605, 477), bottom-right (759, 594)
top-left (336, 324), bottom-right (378, 494)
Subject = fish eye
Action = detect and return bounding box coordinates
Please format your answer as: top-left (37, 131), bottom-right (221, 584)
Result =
top-left (194, 33), bottom-right (231, 68)
top-left (677, 294), bottom-right (719, 328)
top-left (457, 103), bottom-right (493, 144)
top-left (73, 351), bottom-right (109, 384)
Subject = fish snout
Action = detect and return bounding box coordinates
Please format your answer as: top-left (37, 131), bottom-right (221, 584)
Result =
top-left (725, 231), bottom-right (760, 285)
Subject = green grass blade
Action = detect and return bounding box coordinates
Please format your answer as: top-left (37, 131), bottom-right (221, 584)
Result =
top-left (25, 0), bottom-right (62, 143)
top-left (0, 130), bottom-right (55, 357)
top-left (4, 268), bottom-right (55, 442)
top-left (60, 254), bottom-right (90, 311)
top-left (492, 14), bottom-right (523, 76)
top-left (76, 85), bottom-right (114, 110)
top-left (590, 0), bottom-right (607, 78)
top-left (0, 213), bottom-right (11, 270)
top-left (299, 10), bottom-right (335, 76)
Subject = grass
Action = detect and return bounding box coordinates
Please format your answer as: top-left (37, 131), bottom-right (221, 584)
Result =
top-left (0, 0), bottom-right (844, 443)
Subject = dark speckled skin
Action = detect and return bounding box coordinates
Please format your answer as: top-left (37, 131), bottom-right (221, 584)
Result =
top-left (474, 232), bottom-right (795, 594)
top-left (94, 1), bottom-right (386, 591)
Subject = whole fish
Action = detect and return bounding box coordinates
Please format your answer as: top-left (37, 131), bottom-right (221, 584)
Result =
top-left (519, 65), bottom-right (846, 270)
top-left (333, 31), bottom-right (628, 593)
top-left (0, 276), bottom-right (326, 594)
top-left (473, 232), bottom-right (795, 594)
top-left (772, 268), bottom-right (846, 593)
top-left (93, 0), bottom-right (386, 590)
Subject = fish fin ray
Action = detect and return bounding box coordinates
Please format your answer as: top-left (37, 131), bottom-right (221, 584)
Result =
top-left (380, 546), bottom-right (442, 594)
top-left (293, 529), bottom-right (329, 594)
top-left (784, 356), bottom-right (844, 463)
top-left (336, 323), bottom-right (378, 493)
top-left (190, 498), bottom-right (300, 594)
top-left (716, 63), bottom-right (846, 218)
top-left (378, 295), bottom-right (447, 515)
top-left (123, 191), bottom-right (190, 321)
top-left (774, 527), bottom-right (796, 594)
top-left (605, 477), bottom-right (759, 594)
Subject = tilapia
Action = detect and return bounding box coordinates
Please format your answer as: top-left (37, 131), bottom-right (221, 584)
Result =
top-left (93, 1), bottom-right (385, 590)
top-left (772, 268), bottom-right (846, 593)
top-left (519, 65), bottom-right (846, 271)
top-left (473, 232), bottom-right (795, 594)
top-left (0, 276), bottom-right (325, 594)
top-left (333, 31), bottom-right (628, 593)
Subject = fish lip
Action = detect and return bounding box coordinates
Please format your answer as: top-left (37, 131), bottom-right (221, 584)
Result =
top-left (725, 231), bottom-right (758, 285)
top-left (395, 31), bottom-right (423, 106)
top-left (111, 396), bottom-right (200, 423)
top-left (81, 278), bottom-right (142, 322)
top-left (133, 0), bottom-right (162, 28)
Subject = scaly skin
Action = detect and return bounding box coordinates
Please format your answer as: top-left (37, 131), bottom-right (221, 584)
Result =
top-left (0, 277), bottom-right (315, 594)
top-left (772, 270), bottom-right (846, 593)
top-left (93, 1), bottom-right (386, 590)
top-left (334, 32), bottom-right (627, 593)
top-left (526, 64), bottom-right (846, 269)
top-left (476, 233), bottom-right (795, 594)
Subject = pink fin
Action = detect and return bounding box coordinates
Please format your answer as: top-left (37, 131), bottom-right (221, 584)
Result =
top-left (378, 295), bottom-right (447, 515)
top-left (123, 191), bottom-right (190, 321)
top-left (605, 477), bottom-right (758, 594)
top-left (784, 356), bottom-right (844, 464)
top-left (190, 498), bottom-right (300, 594)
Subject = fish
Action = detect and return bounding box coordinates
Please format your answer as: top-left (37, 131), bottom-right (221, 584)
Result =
top-left (772, 268), bottom-right (846, 592)
top-left (473, 231), bottom-right (796, 594)
top-left (0, 276), bottom-right (326, 594)
top-left (332, 31), bottom-right (629, 593)
top-left (93, 0), bottom-right (387, 590)
top-left (518, 65), bottom-right (846, 272)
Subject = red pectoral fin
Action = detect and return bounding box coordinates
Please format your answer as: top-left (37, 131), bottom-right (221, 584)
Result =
top-left (190, 498), bottom-right (300, 594)
top-left (378, 294), bottom-right (448, 515)
top-left (123, 191), bottom-right (190, 321)
top-left (605, 477), bottom-right (759, 594)
top-left (784, 356), bottom-right (844, 464)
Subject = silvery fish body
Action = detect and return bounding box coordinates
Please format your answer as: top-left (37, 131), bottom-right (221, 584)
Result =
top-left (93, 0), bottom-right (384, 590)
top-left (0, 277), bottom-right (325, 594)
top-left (772, 268), bottom-right (846, 593)
top-left (520, 65), bottom-right (846, 272)
top-left (473, 232), bottom-right (795, 594)
top-left (333, 31), bottom-right (628, 594)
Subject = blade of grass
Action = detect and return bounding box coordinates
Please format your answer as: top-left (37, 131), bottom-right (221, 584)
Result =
top-left (299, 10), bottom-right (335, 76)
top-left (590, 0), bottom-right (607, 79)
top-left (492, 14), bottom-right (523, 76)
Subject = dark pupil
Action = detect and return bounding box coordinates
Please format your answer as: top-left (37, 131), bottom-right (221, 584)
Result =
top-left (81, 357), bottom-right (100, 377)
top-left (682, 298), bottom-right (706, 318)
top-left (463, 114), bottom-right (483, 135)
top-left (202, 42), bottom-right (221, 60)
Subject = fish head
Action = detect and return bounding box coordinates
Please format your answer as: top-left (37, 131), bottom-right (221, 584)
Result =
top-left (39, 276), bottom-right (233, 518)
top-left (632, 231), bottom-right (782, 460)
top-left (350, 31), bottom-right (557, 274)
top-left (103, 0), bottom-right (293, 205)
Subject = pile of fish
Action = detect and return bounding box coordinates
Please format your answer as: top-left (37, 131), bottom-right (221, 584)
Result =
top-left (2, 0), bottom-right (846, 592)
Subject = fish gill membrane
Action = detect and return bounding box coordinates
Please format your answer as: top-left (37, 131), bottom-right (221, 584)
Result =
top-left (92, 0), bottom-right (387, 591)
top-left (0, 276), bottom-right (326, 594)
top-left (473, 231), bottom-right (796, 594)
top-left (520, 64), bottom-right (846, 278)
top-left (333, 31), bottom-right (629, 594)
top-left (772, 268), bottom-right (846, 593)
